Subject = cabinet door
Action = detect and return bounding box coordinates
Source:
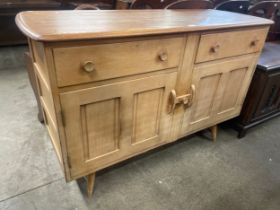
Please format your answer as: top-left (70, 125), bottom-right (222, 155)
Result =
top-left (253, 71), bottom-right (280, 119)
top-left (180, 55), bottom-right (257, 135)
top-left (60, 73), bottom-right (177, 179)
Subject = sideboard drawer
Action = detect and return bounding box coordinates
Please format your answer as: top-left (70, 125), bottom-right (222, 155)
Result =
top-left (53, 36), bottom-right (184, 87)
top-left (195, 28), bottom-right (267, 63)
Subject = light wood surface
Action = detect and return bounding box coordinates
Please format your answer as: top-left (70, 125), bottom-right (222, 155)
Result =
top-left (196, 27), bottom-right (268, 63)
top-left (60, 72), bottom-right (177, 178)
top-left (180, 54), bottom-right (262, 136)
top-left (16, 10), bottom-right (272, 42)
top-left (210, 125), bottom-right (218, 142)
top-left (18, 10), bottom-right (270, 196)
top-left (53, 35), bottom-right (183, 87)
top-left (87, 173), bottom-right (95, 197)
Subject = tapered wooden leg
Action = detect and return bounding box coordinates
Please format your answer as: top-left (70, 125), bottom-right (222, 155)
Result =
top-left (87, 173), bottom-right (95, 197)
top-left (210, 125), bottom-right (218, 142)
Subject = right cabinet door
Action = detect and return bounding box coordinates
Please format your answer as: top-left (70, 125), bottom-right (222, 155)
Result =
top-left (180, 55), bottom-right (258, 135)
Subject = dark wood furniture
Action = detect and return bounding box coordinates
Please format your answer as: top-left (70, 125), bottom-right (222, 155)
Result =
top-left (215, 0), bottom-right (249, 14)
top-left (212, 0), bottom-right (227, 7)
top-left (165, 0), bottom-right (214, 9)
top-left (0, 0), bottom-right (116, 45)
top-left (248, 1), bottom-right (280, 41)
top-left (63, 0), bottom-right (114, 9)
top-left (116, 0), bottom-right (132, 9)
top-left (0, 0), bottom-right (62, 46)
top-left (233, 42), bottom-right (280, 138)
top-left (73, 3), bottom-right (101, 9)
top-left (130, 0), bottom-right (175, 9)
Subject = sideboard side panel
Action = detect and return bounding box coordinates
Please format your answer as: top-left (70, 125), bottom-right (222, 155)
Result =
top-left (42, 45), bottom-right (72, 181)
top-left (29, 40), bottom-right (66, 172)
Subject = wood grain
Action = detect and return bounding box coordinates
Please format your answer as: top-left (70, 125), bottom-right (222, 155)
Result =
top-left (196, 27), bottom-right (268, 63)
top-left (60, 73), bottom-right (177, 178)
top-left (53, 35), bottom-right (183, 87)
top-left (16, 10), bottom-right (273, 41)
top-left (180, 54), bottom-right (259, 135)
top-left (22, 10), bottom-right (271, 195)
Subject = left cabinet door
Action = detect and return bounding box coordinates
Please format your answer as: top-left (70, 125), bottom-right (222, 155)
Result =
top-left (60, 72), bottom-right (177, 179)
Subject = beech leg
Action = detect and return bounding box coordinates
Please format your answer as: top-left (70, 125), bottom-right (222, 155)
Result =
top-left (87, 173), bottom-right (95, 197)
top-left (210, 125), bottom-right (218, 142)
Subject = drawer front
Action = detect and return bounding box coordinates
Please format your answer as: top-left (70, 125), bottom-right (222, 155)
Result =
top-left (195, 27), bottom-right (268, 63)
top-left (53, 36), bottom-right (184, 87)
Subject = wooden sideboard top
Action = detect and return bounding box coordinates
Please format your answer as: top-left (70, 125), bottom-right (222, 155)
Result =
top-left (16, 9), bottom-right (273, 42)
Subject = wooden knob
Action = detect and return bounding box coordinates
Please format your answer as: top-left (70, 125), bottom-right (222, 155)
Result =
top-left (210, 44), bottom-right (220, 53)
top-left (250, 39), bottom-right (259, 47)
top-left (82, 61), bottom-right (95, 72)
top-left (158, 52), bottom-right (168, 61)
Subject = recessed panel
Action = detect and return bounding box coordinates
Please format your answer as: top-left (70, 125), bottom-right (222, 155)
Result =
top-left (81, 98), bottom-right (120, 160)
top-left (219, 68), bottom-right (247, 113)
top-left (36, 73), bottom-right (56, 123)
top-left (132, 88), bottom-right (164, 144)
top-left (191, 74), bottom-right (221, 123)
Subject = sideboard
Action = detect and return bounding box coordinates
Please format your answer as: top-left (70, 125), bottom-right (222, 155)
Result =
top-left (233, 41), bottom-right (280, 138)
top-left (16, 10), bottom-right (272, 196)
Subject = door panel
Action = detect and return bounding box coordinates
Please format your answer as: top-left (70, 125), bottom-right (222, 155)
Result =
top-left (218, 68), bottom-right (247, 114)
top-left (191, 73), bottom-right (221, 123)
top-left (60, 72), bottom-right (177, 178)
top-left (180, 55), bottom-right (257, 135)
top-left (81, 98), bottom-right (120, 160)
top-left (132, 88), bottom-right (164, 144)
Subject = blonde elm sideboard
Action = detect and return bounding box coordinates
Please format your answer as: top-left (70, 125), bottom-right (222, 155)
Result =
top-left (16, 10), bottom-right (272, 197)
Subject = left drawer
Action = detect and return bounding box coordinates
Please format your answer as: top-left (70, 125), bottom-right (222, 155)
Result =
top-left (53, 36), bottom-right (184, 87)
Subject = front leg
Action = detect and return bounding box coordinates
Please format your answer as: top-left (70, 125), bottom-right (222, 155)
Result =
top-left (87, 173), bottom-right (96, 197)
top-left (210, 125), bottom-right (218, 142)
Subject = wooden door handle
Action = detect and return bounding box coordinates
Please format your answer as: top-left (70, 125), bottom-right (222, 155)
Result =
top-left (168, 89), bottom-right (177, 113)
top-left (168, 85), bottom-right (195, 113)
top-left (187, 84), bottom-right (196, 107)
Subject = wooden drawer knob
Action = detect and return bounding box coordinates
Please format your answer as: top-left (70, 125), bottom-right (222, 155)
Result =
top-left (158, 52), bottom-right (168, 61)
top-left (82, 61), bottom-right (95, 72)
top-left (210, 44), bottom-right (220, 53)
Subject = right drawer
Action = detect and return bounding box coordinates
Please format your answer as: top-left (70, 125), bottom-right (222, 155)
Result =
top-left (195, 27), bottom-right (268, 63)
